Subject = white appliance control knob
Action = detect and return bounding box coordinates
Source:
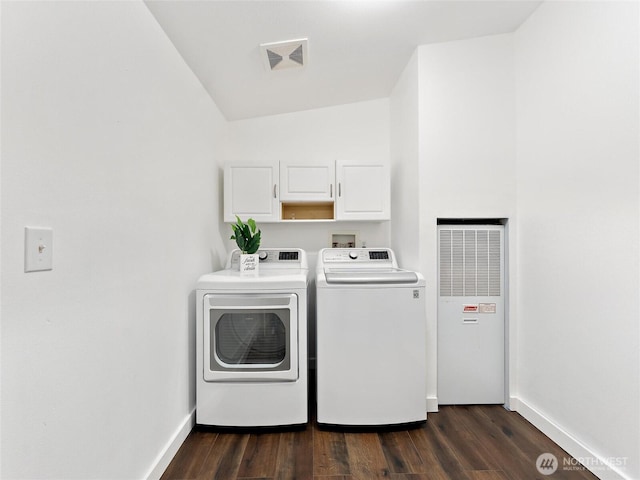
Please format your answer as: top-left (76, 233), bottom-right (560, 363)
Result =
top-left (349, 251), bottom-right (358, 260)
top-left (258, 251), bottom-right (268, 261)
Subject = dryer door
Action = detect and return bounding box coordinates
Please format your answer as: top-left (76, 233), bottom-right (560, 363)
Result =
top-left (203, 293), bottom-right (298, 382)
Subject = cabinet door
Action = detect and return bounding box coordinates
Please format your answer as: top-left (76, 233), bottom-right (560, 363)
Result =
top-left (279, 161), bottom-right (335, 202)
top-left (336, 161), bottom-right (390, 221)
top-left (224, 163), bottom-right (279, 222)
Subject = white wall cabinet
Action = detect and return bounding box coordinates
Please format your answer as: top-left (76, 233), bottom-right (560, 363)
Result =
top-left (336, 161), bottom-right (390, 221)
top-left (279, 161), bottom-right (335, 202)
top-left (224, 163), bottom-right (279, 222)
top-left (224, 161), bottom-right (389, 222)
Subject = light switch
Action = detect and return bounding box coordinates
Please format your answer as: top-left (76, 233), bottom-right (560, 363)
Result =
top-left (25, 227), bottom-right (53, 272)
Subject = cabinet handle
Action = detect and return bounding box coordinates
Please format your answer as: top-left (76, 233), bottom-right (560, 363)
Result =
top-left (338, 183), bottom-right (342, 197)
top-left (273, 184), bottom-right (277, 198)
top-left (330, 184), bottom-right (333, 198)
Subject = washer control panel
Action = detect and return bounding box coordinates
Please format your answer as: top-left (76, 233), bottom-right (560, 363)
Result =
top-left (321, 248), bottom-right (393, 265)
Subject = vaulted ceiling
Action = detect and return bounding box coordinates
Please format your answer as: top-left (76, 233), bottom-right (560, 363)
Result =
top-left (145, 1), bottom-right (541, 121)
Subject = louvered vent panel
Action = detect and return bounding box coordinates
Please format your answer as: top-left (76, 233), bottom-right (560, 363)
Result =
top-left (464, 230), bottom-right (476, 296)
top-left (489, 230), bottom-right (501, 296)
top-left (439, 230), bottom-right (452, 296)
top-left (439, 228), bottom-right (501, 297)
top-left (451, 230), bottom-right (464, 296)
top-left (477, 230), bottom-right (489, 296)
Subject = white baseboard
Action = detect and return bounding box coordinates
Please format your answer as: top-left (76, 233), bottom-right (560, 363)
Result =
top-left (426, 396), bottom-right (439, 413)
top-left (515, 397), bottom-right (630, 480)
top-left (144, 408), bottom-right (196, 480)
top-left (506, 396), bottom-right (520, 411)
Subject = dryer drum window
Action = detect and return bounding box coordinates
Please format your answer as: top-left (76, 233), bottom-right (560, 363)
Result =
top-left (210, 309), bottom-right (291, 370)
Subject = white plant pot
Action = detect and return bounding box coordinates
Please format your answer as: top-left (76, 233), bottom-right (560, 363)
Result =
top-left (239, 253), bottom-right (259, 275)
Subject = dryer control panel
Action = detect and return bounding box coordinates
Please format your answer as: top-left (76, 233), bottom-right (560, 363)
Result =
top-left (228, 248), bottom-right (307, 269)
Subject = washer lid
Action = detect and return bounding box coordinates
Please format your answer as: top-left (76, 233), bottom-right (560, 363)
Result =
top-left (324, 267), bottom-right (419, 285)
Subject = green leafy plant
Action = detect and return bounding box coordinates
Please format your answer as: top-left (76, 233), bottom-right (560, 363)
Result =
top-left (230, 216), bottom-right (261, 254)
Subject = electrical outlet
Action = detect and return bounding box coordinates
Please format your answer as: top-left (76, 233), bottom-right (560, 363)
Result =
top-left (25, 227), bottom-right (53, 272)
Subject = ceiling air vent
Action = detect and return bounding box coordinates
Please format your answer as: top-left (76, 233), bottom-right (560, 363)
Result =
top-left (260, 38), bottom-right (308, 71)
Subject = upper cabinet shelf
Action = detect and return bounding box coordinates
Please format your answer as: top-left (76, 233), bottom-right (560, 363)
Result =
top-left (224, 160), bottom-right (390, 223)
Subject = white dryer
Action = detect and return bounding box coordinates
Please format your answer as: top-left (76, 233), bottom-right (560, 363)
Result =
top-left (196, 248), bottom-right (308, 427)
top-left (315, 248), bottom-right (426, 427)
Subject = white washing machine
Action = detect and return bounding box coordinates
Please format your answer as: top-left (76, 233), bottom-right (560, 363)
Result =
top-left (196, 248), bottom-right (308, 427)
top-left (315, 248), bottom-right (426, 427)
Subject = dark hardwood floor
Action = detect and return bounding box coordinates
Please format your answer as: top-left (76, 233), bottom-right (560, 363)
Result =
top-left (161, 403), bottom-right (600, 480)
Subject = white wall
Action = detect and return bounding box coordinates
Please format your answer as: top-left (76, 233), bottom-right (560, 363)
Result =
top-left (416, 34), bottom-right (518, 411)
top-left (390, 51), bottom-right (421, 272)
top-left (1, 2), bottom-right (227, 479)
top-left (515, 2), bottom-right (639, 479)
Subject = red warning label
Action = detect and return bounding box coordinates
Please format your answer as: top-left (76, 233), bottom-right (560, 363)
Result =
top-left (463, 304), bottom-right (479, 313)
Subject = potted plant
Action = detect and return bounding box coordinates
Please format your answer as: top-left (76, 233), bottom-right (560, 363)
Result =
top-left (230, 216), bottom-right (261, 274)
